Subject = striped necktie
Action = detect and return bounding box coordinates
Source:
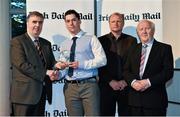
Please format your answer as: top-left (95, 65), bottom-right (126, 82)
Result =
top-left (139, 44), bottom-right (148, 79)
top-left (34, 39), bottom-right (40, 50)
top-left (34, 39), bottom-right (46, 66)
top-left (34, 39), bottom-right (48, 87)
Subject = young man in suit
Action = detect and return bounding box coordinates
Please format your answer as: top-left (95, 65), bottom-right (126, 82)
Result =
top-left (10, 11), bottom-right (63, 116)
top-left (123, 19), bottom-right (174, 116)
top-left (98, 12), bottom-right (137, 116)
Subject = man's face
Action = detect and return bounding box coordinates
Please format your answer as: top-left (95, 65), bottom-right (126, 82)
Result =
top-left (65, 14), bottom-right (81, 35)
top-left (27, 15), bottom-right (44, 38)
top-left (109, 15), bottom-right (124, 33)
top-left (137, 21), bottom-right (154, 43)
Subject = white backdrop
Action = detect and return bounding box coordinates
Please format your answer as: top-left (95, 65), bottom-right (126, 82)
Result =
top-left (27, 0), bottom-right (162, 116)
top-left (27, 0), bottom-right (95, 116)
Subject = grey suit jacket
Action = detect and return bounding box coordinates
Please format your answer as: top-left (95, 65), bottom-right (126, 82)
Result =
top-left (10, 33), bottom-right (56, 104)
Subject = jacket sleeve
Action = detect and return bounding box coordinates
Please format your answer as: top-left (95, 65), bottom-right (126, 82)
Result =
top-left (123, 46), bottom-right (139, 86)
top-left (149, 45), bottom-right (174, 86)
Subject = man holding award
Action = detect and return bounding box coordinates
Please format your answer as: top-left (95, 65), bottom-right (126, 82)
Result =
top-left (57, 9), bottom-right (107, 116)
top-left (10, 11), bottom-right (64, 116)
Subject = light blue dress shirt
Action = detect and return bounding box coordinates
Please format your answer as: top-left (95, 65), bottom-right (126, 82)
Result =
top-left (59, 30), bottom-right (107, 80)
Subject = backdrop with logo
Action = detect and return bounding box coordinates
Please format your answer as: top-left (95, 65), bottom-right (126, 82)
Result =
top-left (26, 0), bottom-right (165, 116)
top-left (96, 0), bottom-right (162, 42)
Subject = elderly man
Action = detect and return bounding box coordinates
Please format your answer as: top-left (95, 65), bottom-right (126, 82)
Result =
top-left (123, 19), bottom-right (174, 116)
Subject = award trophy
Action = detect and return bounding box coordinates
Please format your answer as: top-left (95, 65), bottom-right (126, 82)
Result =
top-left (58, 50), bottom-right (71, 66)
top-left (55, 50), bottom-right (70, 80)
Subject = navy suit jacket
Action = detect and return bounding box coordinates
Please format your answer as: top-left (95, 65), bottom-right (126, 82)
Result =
top-left (123, 39), bottom-right (174, 109)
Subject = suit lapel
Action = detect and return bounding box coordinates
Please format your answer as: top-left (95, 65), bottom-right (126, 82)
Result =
top-left (24, 33), bottom-right (41, 57)
top-left (39, 38), bottom-right (47, 68)
top-left (137, 44), bottom-right (142, 73)
top-left (144, 40), bottom-right (159, 73)
top-left (25, 33), bottom-right (45, 67)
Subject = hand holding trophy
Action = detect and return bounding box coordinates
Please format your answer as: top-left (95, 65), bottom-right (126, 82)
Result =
top-left (55, 50), bottom-right (70, 70)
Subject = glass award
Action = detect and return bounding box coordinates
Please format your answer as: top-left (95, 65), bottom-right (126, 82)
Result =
top-left (59, 50), bottom-right (70, 62)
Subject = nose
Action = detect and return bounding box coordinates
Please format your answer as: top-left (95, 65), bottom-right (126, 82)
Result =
top-left (142, 29), bottom-right (147, 33)
top-left (36, 22), bottom-right (40, 26)
top-left (35, 21), bottom-right (43, 27)
top-left (69, 20), bottom-right (73, 25)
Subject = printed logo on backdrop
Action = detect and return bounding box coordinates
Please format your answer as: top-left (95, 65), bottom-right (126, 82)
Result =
top-left (98, 12), bottom-right (162, 41)
top-left (45, 109), bottom-right (67, 117)
top-left (99, 12), bottom-right (161, 22)
top-left (97, 12), bottom-right (162, 42)
top-left (43, 12), bottom-right (93, 20)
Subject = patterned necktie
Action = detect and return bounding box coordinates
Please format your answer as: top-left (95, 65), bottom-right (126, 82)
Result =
top-left (139, 44), bottom-right (148, 79)
top-left (34, 39), bottom-right (48, 87)
top-left (34, 39), bottom-right (46, 66)
top-left (68, 37), bottom-right (77, 77)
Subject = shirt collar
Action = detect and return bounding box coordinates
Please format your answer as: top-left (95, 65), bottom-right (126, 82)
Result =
top-left (109, 32), bottom-right (123, 41)
top-left (27, 32), bottom-right (38, 42)
top-left (143, 38), bottom-right (154, 47)
top-left (69, 30), bottom-right (85, 40)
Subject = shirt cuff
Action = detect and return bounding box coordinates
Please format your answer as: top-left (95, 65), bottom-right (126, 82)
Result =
top-left (131, 79), bottom-right (137, 87)
top-left (146, 78), bottom-right (151, 87)
top-left (46, 70), bottom-right (49, 75)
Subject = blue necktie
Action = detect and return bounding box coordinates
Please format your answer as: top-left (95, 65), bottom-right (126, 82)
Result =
top-left (68, 37), bottom-right (77, 77)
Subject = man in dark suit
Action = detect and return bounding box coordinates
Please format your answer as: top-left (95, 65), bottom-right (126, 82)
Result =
top-left (123, 19), bottom-right (174, 116)
top-left (10, 11), bottom-right (63, 116)
top-left (98, 12), bottom-right (137, 116)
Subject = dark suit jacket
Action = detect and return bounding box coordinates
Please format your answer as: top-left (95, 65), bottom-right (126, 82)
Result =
top-left (10, 33), bottom-right (56, 105)
top-left (98, 32), bottom-right (137, 85)
top-left (123, 39), bottom-right (174, 109)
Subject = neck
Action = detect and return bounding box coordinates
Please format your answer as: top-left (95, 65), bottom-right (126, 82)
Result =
top-left (70, 29), bottom-right (81, 36)
top-left (111, 31), bottom-right (122, 40)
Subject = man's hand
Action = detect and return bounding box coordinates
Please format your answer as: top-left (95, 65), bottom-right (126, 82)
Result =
top-left (109, 80), bottom-right (121, 90)
top-left (47, 70), bottom-right (59, 81)
top-left (55, 61), bottom-right (68, 70)
top-left (132, 79), bottom-right (151, 91)
top-left (68, 61), bottom-right (79, 69)
top-left (118, 80), bottom-right (128, 91)
top-left (132, 80), bottom-right (144, 91)
top-left (138, 79), bottom-right (151, 91)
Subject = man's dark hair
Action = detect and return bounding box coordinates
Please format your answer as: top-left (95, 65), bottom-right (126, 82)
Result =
top-left (27, 11), bottom-right (44, 20)
top-left (64, 9), bottom-right (80, 20)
